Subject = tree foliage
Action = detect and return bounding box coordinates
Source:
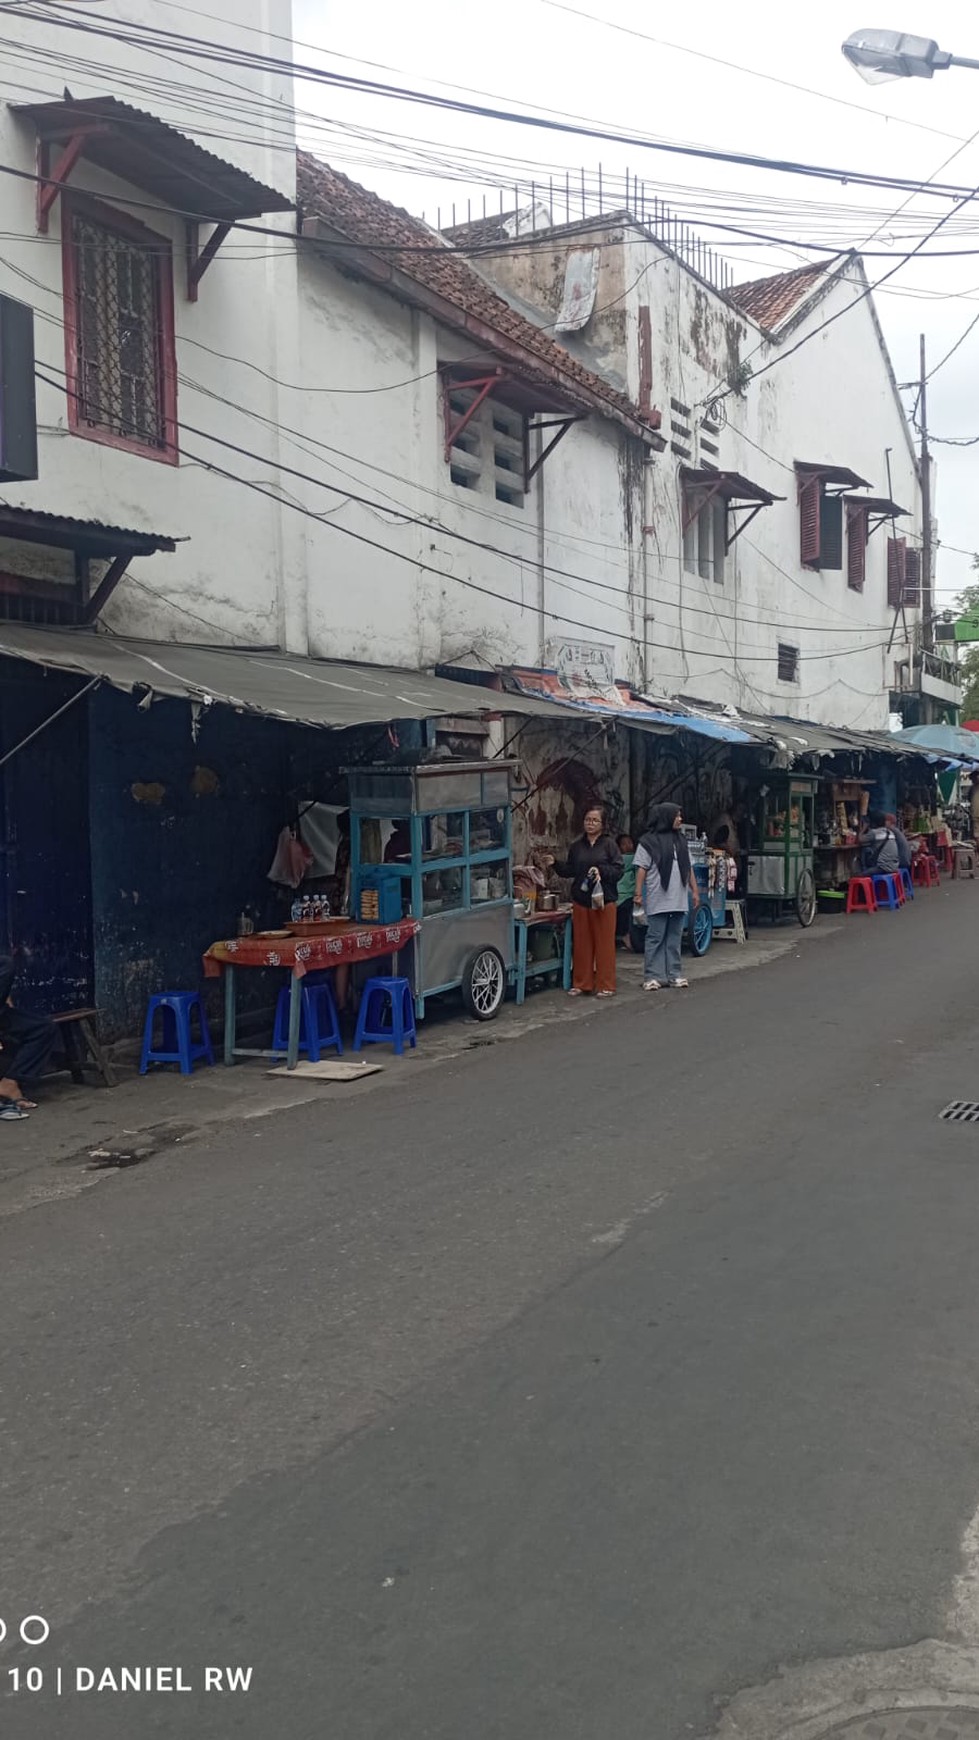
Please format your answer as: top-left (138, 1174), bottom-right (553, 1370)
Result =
top-left (956, 564), bottom-right (979, 722)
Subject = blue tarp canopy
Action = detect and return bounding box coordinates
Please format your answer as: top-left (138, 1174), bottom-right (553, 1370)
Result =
top-left (891, 723), bottom-right (979, 761)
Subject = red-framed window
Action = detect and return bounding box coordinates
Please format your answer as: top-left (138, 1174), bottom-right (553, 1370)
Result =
top-left (62, 196), bottom-right (178, 463)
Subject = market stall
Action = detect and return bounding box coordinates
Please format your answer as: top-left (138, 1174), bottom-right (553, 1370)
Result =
top-left (348, 759), bottom-right (519, 1021)
top-left (746, 774), bottom-right (817, 926)
top-left (814, 778), bottom-right (869, 891)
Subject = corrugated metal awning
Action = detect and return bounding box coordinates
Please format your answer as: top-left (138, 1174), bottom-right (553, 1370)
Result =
top-left (0, 625), bottom-right (590, 731)
top-left (16, 97), bottom-right (293, 220)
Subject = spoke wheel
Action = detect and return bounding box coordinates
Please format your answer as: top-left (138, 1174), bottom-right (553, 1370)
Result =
top-left (796, 867), bottom-right (817, 928)
top-left (688, 903), bottom-right (713, 956)
top-left (461, 946), bottom-right (506, 1020)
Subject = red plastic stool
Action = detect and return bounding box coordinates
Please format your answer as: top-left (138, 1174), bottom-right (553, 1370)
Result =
top-left (846, 876), bottom-right (877, 914)
top-left (940, 842), bottom-right (955, 874)
top-left (923, 854), bottom-right (941, 887)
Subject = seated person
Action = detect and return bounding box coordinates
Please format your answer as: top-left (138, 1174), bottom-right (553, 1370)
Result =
top-left (0, 954), bottom-right (57, 1119)
top-left (860, 811), bottom-right (900, 876)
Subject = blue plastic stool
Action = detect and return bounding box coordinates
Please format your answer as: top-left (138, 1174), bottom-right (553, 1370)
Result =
top-left (140, 991), bottom-right (214, 1075)
top-left (272, 981), bottom-right (343, 1061)
top-left (871, 872), bottom-right (902, 911)
top-left (899, 866), bottom-right (914, 902)
top-left (352, 976), bottom-right (416, 1057)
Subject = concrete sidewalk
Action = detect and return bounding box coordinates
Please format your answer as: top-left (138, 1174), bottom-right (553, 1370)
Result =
top-left (0, 914), bottom-right (841, 1218)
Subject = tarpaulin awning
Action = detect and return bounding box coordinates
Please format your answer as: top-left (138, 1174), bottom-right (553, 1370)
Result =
top-left (503, 668), bottom-right (757, 743)
top-left (891, 723), bottom-right (979, 762)
top-left (0, 625), bottom-right (593, 731)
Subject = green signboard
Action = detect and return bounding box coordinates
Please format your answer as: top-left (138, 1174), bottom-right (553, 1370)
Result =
top-left (955, 614), bottom-right (979, 642)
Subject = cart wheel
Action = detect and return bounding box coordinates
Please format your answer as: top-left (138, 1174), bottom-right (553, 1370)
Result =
top-left (461, 946), bottom-right (506, 1020)
top-left (796, 868), bottom-right (817, 928)
top-left (689, 904), bottom-right (713, 956)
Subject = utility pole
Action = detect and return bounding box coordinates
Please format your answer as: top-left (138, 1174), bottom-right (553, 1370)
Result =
top-left (919, 332), bottom-right (934, 651)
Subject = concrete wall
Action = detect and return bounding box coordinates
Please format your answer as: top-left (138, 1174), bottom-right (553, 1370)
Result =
top-left (294, 253), bottom-right (649, 680)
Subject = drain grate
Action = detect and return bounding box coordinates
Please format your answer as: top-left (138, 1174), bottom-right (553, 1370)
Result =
top-left (940, 1102), bottom-right (979, 1123)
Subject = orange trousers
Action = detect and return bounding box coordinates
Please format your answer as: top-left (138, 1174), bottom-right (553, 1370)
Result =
top-left (571, 900), bottom-right (617, 993)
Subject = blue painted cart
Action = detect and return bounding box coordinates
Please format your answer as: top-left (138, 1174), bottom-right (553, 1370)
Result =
top-left (685, 846), bottom-right (728, 957)
top-left (347, 759), bottom-right (521, 1022)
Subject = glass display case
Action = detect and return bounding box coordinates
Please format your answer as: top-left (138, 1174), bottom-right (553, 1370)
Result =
top-left (346, 760), bottom-right (519, 1018)
top-left (746, 774), bottom-right (818, 926)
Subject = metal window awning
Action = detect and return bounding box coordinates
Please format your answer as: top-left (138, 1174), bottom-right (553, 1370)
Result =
top-left (795, 461), bottom-right (871, 492)
top-left (0, 506), bottom-right (177, 624)
top-left (842, 493), bottom-right (909, 537)
top-left (680, 467), bottom-right (783, 549)
top-left (16, 96), bottom-right (294, 298)
top-left (0, 625), bottom-right (609, 731)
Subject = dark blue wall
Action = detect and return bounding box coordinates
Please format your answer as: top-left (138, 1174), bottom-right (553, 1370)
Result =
top-left (89, 689), bottom-right (295, 1037)
top-left (87, 692), bottom-right (420, 1038)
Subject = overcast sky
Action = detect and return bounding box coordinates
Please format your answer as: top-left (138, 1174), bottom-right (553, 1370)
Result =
top-left (294, 0), bottom-right (979, 605)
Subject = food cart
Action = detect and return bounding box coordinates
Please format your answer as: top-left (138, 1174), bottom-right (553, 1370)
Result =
top-left (686, 836), bottom-right (729, 956)
top-left (347, 760), bottom-right (518, 1021)
top-left (746, 773), bottom-right (817, 927)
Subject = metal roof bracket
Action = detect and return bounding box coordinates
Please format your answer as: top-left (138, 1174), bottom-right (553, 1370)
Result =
top-left (186, 220), bottom-right (233, 302)
top-left (36, 127), bottom-right (106, 233)
top-left (443, 372), bottom-right (501, 461)
top-left (525, 415), bottom-right (582, 483)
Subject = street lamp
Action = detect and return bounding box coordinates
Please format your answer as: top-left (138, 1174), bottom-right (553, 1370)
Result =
top-left (842, 28), bottom-right (979, 83)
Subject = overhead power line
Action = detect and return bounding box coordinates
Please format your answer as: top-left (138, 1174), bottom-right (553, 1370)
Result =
top-left (6, 0), bottom-right (979, 210)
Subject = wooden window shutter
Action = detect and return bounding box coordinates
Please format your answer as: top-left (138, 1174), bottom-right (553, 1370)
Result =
top-left (799, 474), bottom-right (821, 567)
top-left (903, 545), bottom-right (922, 607)
top-left (846, 504), bottom-right (867, 591)
top-left (887, 535), bottom-right (907, 608)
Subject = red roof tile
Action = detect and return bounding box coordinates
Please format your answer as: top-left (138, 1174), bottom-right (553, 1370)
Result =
top-left (727, 261), bottom-right (831, 332)
top-left (296, 152), bottom-right (658, 438)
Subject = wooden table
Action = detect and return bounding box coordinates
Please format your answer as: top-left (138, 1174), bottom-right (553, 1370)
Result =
top-left (513, 907), bottom-right (573, 1005)
top-left (203, 919), bottom-right (421, 1068)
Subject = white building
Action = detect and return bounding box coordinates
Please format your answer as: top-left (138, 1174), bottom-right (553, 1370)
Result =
top-left (443, 205), bottom-right (952, 732)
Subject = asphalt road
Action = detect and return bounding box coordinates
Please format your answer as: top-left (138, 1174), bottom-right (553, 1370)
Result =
top-left (3, 884), bottom-right (979, 1739)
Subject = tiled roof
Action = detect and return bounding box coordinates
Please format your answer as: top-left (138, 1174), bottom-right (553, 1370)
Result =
top-left (296, 153), bottom-right (656, 436)
top-left (727, 262), bottom-right (831, 332)
top-left (443, 212), bottom-right (516, 247)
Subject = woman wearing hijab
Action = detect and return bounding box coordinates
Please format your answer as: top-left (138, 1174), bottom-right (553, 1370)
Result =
top-left (548, 804), bottom-right (623, 997)
top-left (632, 803), bottom-right (700, 990)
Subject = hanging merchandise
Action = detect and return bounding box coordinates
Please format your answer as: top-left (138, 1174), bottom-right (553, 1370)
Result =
top-left (267, 825), bottom-right (313, 889)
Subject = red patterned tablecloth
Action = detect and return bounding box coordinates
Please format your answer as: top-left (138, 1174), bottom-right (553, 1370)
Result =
top-left (203, 919), bottom-right (420, 978)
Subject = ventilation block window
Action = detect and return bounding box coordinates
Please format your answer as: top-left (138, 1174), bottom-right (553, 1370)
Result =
top-left (777, 643), bottom-right (799, 683)
top-left (446, 388), bottom-right (525, 507)
top-left (63, 200), bottom-right (177, 461)
top-left (682, 485), bottom-right (727, 586)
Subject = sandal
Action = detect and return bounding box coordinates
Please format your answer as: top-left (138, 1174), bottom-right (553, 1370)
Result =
top-left (0, 1098), bottom-right (28, 1120)
top-left (567, 987), bottom-right (584, 996)
top-left (596, 990), bottom-right (615, 998)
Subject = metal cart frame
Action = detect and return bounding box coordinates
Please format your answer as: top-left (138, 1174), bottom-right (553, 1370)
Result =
top-left (746, 773), bottom-right (818, 927)
top-left (347, 760), bottom-right (519, 1021)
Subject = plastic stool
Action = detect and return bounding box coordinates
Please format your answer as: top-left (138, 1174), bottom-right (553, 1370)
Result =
top-left (139, 991), bottom-right (214, 1075)
top-left (871, 872), bottom-right (902, 911)
top-left (717, 899), bottom-right (747, 944)
top-left (845, 877), bottom-right (877, 914)
top-left (352, 976), bottom-right (416, 1057)
top-left (921, 854), bottom-right (941, 888)
top-left (912, 854), bottom-right (932, 888)
top-left (953, 844), bottom-right (977, 879)
top-left (940, 841), bottom-right (955, 874)
top-left (899, 866), bottom-right (914, 902)
top-left (272, 981), bottom-right (343, 1062)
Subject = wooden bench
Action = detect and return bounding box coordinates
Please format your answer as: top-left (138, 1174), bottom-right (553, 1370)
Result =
top-left (51, 1009), bottom-right (116, 1087)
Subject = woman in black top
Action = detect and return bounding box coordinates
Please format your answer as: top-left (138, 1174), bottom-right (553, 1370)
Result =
top-left (551, 805), bottom-right (623, 996)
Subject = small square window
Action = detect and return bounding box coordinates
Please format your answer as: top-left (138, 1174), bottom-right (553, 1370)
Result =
top-left (777, 643), bottom-right (799, 683)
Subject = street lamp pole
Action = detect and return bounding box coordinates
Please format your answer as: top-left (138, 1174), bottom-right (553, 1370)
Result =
top-left (918, 334), bottom-right (933, 654)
